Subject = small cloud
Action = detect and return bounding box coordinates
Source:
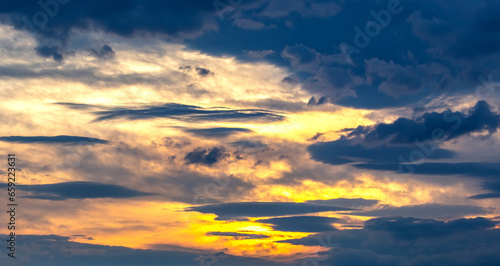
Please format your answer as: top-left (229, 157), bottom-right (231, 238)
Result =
top-left (195, 67), bottom-right (214, 76)
top-left (307, 96), bottom-right (329, 106)
top-left (91, 44), bottom-right (115, 59)
top-left (184, 147), bottom-right (228, 166)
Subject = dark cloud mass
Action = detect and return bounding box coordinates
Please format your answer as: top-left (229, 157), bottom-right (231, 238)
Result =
top-left (348, 101), bottom-right (500, 144)
top-left (286, 216), bottom-right (500, 266)
top-left (0, 0), bottom-right (236, 60)
top-left (365, 216), bottom-right (497, 240)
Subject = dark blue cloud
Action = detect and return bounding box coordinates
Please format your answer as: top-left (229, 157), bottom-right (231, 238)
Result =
top-left (307, 138), bottom-right (455, 165)
top-left (184, 127), bottom-right (252, 138)
top-left (0, 0), bottom-right (259, 60)
top-left (184, 147), bottom-right (228, 166)
top-left (307, 101), bottom-right (499, 171)
top-left (4, 0), bottom-right (500, 109)
top-left (348, 101), bottom-right (500, 144)
top-left (0, 181), bottom-right (156, 200)
top-left (187, 0), bottom-right (500, 109)
top-left (91, 44), bottom-right (115, 59)
top-left (346, 204), bottom-right (487, 219)
top-left (195, 67), bottom-right (214, 76)
top-left (469, 192), bottom-right (500, 199)
top-left (365, 216), bottom-right (497, 240)
top-left (0, 135), bottom-right (109, 145)
top-left (284, 217), bottom-right (500, 266)
top-left (186, 201), bottom-right (353, 220)
top-left (258, 216), bottom-right (339, 232)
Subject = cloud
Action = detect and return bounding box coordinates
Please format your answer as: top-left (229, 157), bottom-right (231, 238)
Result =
top-left (0, 0), bottom-right (233, 60)
top-left (348, 101), bottom-right (500, 144)
top-left (469, 192), bottom-right (500, 199)
top-left (0, 135), bottom-right (109, 145)
top-left (90, 44), bottom-right (115, 59)
top-left (258, 216), bottom-right (340, 232)
top-left (307, 138), bottom-right (455, 165)
top-left (307, 101), bottom-right (499, 168)
top-left (365, 216), bottom-right (497, 240)
top-left (90, 103), bottom-right (285, 123)
top-left (184, 127), bottom-right (252, 138)
top-left (186, 201), bottom-right (353, 220)
top-left (307, 96), bottom-right (329, 106)
top-left (364, 58), bottom-right (450, 97)
top-left (2, 181), bottom-right (156, 200)
top-left (195, 67), bottom-right (214, 76)
top-left (281, 44), bottom-right (321, 72)
top-left (346, 204), bottom-right (487, 219)
top-left (284, 217), bottom-right (500, 266)
top-left (177, 1), bottom-right (500, 109)
top-left (184, 147), bottom-right (228, 166)
top-left (407, 2), bottom-right (500, 59)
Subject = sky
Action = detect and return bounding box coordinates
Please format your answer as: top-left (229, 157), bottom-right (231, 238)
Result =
top-left (0, 0), bottom-right (500, 265)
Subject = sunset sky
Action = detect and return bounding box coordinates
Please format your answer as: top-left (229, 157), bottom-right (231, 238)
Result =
top-left (1, 0), bottom-right (500, 265)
